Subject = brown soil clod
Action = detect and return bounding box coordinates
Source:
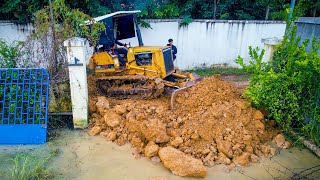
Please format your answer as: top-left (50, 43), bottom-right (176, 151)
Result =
top-left (159, 146), bottom-right (207, 177)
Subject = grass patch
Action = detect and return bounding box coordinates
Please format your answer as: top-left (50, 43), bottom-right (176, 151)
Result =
top-left (6, 149), bottom-right (59, 180)
top-left (284, 130), bottom-right (305, 149)
top-left (186, 67), bottom-right (248, 77)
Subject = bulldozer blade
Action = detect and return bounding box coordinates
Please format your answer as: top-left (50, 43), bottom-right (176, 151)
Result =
top-left (170, 73), bottom-right (202, 110)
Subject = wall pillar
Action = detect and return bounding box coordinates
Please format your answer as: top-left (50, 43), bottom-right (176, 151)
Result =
top-left (63, 37), bottom-right (90, 129)
top-left (261, 37), bottom-right (281, 62)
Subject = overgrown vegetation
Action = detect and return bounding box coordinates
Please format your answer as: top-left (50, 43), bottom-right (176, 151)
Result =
top-left (0, 39), bottom-right (24, 68)
top-left (27, 0), bottom-right (105, 75)
top-left (0, 0), bottom-right (105, 125)
top-left (23, 0), bottom-right (104, 113)
top-left (0, 0), bottom-right (319, 22)
top-left (2, 0), bottom-right (105, 84)
top-left (236, 25), bottom-right (320, 145)
top-left (179, 16), bottom-right (193, 27)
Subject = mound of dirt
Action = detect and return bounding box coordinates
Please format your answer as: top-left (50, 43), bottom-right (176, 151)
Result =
top-left (87, 74), bottom-right (279, 177)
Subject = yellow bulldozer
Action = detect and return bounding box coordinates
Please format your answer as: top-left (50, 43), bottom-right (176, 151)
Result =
top-left (88, 11), bottom-right (200, 104)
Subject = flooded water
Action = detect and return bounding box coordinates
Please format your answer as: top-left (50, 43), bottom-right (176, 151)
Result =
top-left (1, 129), bottom-right (320, 179)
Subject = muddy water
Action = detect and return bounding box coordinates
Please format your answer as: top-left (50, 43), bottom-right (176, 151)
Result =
top-left (0, 129), bottom-right (319, 179)
top-left (48, 129), bottom-right (320, 180)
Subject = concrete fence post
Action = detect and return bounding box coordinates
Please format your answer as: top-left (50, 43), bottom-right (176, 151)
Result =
top-left (261, 37), bottom-right (281, 62)
top-left (63, 37), bottom-right (89, 129)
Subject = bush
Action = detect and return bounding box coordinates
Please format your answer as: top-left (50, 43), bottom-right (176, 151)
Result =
top-left (235, 26), bottom-right (320, 144)
top-left (0, 39), bottom-right (23, 68)
top-left (179, 16), bottom-right (193, 27)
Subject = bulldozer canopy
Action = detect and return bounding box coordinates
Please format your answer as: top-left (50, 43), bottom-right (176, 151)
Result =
top-left (92, 10), bottom-right (141, 22)
top-left (86, 11), bottom-right (141, 49)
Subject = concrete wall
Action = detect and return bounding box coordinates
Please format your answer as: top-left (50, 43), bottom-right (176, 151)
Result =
top-left (295, 18), bottom-right (320, 54)
top-left (122, 19), bottom-right (286, 69)
top-left (0, 20), bottom-right (286, 69)
top-left (0, 21), bottom-right (33, 42)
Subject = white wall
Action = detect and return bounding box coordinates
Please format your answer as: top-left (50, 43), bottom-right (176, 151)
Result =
top-left (0, 21), bottom-right (33, 42)
top-left (0, 20), bottom-right (286, 69)
top-left (139, 20), bottom-right (286, 69)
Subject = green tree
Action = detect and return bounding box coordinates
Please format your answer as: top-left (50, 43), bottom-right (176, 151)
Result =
top-left (298, 0), bottom-right (320, 17)
top-left (0, 0), bottom-right (318, 22)
top-left (139, 0), bottom-right (180, 19)
top-left (20, 0), bottom-right (105, 74)
top-left (257, 0), bottom-right (279, 20)
top-left (270, 0), bottom-right (314, 21)
top-left (0, 0), bottom-right (47, 21)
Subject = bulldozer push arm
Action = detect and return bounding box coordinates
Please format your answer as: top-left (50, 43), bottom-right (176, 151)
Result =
top-left (170, 73), bottom-right (202, 110)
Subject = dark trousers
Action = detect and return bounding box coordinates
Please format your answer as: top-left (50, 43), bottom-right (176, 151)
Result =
top-left (115, 48), bottom-right (128, 56)
top-left (115, 48), bottom-right (128, 66)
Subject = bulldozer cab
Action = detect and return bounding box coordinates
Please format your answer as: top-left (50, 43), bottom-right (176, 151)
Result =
top-left (91, 10), bottom-right (143, 50)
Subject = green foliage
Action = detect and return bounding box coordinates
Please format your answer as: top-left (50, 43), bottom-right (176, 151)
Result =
top-left (140, 1), bottom-right (180, 19)
top-left (271, 0), bottom-right (309, 21)
top-left (139, 20), bottom-right (152, 29)
top-left (175, 0), bottom-right (318, 20)
top-left (0, 0), bottom-right (47, 22)
top-left (0, 0), bottom-right (318, 21)
top-left (270, 6), bottom-right (290, 21)
top-left (155, 4), bottom-right (180, 18)
top-left (179, 16), bottom-right (193, 27)
top-left (22, 0), bottom-right (105, 118)
top-left (137, 10), bottom-right (152, 29)
top-left (235, 26), bottom-right (320, 145)
top-left (235, 10), bottom-right (255, 20)
top-left (25, 0), bottom-right (105, 75)
top-left (84, 0), bottom-right (111, 17)
top-left (219, 13), bottom-right (230, 20)
top-left (9, 153), bottom-right (54, 180)
top-left (0, 39), bottom-right (23, 68)
top-left (33, 0), bottom-right (105, 47)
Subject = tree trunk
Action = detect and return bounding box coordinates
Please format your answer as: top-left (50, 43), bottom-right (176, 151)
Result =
top-left (265, 4), bottom-right (270, 20)
top-left (49, 0), bottom-right (57, 74)
top-left (313, 7), bottom-right (317, 17)
top-left (213, 0), bottom-right (217, 19)
top-left (213, 0), bottom-right (220, 19)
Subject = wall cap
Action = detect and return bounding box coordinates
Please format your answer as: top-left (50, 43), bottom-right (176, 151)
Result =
top-left (0, 19), bottom-right (286, 25)
top-left (144, 19), bottom-right (286, 24)
top-left (63, 37), bottom-right (87, 47)
top-left (261, 37), bottom-right (282, 45)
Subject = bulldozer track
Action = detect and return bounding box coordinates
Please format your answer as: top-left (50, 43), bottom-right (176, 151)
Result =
top-left (96, 75), bottom-right (164, 99)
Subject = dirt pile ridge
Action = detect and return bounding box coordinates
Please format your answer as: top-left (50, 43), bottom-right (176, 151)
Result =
top-left (87, 74), bottom-right (279, 177)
